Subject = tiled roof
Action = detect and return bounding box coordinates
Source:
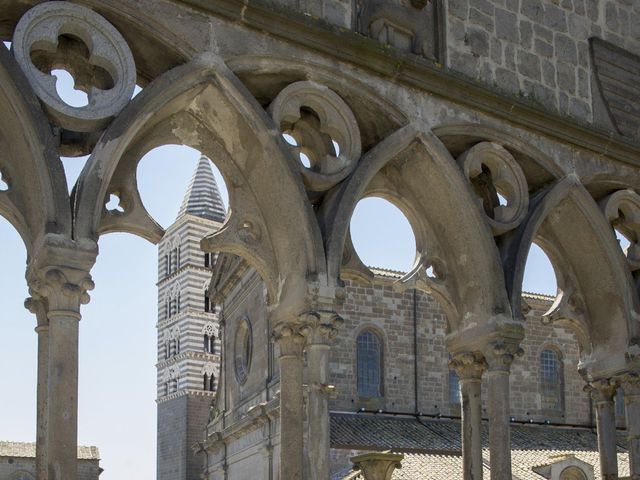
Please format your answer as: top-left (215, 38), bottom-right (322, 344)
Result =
top-left (331, 414), bottom-right (630, 479)
top-left (0, 442), bottom-right (100, 460)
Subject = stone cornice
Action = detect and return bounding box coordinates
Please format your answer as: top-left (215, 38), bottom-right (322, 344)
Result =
top-left (177, 0), bottom-right (640, 167)
top-left (156, 309), bottom-right (217, 330)
top-left (156, 388), bottom-right (217, 404)
top-left (156, 350), bottom-right (220, 368)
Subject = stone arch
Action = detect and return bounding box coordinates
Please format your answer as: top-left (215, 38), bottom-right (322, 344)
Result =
top-left (73, 53), bottom-right (324, 308)
top-left (501, 176), bottom-right (639, 374)
top-left (321, 124), bottom-right (511, 335)
top-left (0, 44), bottom-right (71, 255)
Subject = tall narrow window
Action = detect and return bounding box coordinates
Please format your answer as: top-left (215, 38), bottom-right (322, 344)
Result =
top-left (204, 291), bottom-right (211, 312)
top-left (357, 330), bottom-right (382, 397)
top-left (209, 336), bottom-right (215, 354)
top-left (204, 334), bottom-right (210, 352)
top-left (165, 254), bottom-right (169, 276)
top-left (540, 349), bottom-right (563, 412)
top-left (176, 246), bottom-right (181, 270)
top-left (449, 368), bottom-right (460, 405)
top-left (204, 253), bottom-right (210, 267)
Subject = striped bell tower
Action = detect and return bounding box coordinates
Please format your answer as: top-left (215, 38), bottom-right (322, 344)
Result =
top-left (156, 154), bottom-right (226, 480)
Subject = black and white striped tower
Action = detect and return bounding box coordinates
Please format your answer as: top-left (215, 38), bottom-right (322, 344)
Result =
top-left (156, 155), bottom-right (225, 480)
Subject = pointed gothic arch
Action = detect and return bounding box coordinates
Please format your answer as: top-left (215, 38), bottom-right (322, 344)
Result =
top-left (73, 54), bottom-right (324, 308)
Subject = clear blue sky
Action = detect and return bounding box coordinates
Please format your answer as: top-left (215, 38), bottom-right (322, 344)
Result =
top-left (0, 62), bottom-right (556, 479)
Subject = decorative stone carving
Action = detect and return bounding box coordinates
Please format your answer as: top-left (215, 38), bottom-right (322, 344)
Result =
top-left (303, 311), bottom-right (344, 344)
top-left (350, 451), bottom-right (404, 480)
top-left (269, 81), bottom-right (361, 193)
top-left (202, 322), bottom-right (219, 338)
top-left (272, 319), bottom-right (312, 356)
top-left (585, 378), bottom-right (617, 403)
top-left (202, 362), bottom-right (216, 377)
top-left (600, 189), bottom-right (640, 270)
top-left (356, 0), bottom-right (443, 61)
top-left (484, 340), bottom-right (524, 372)
top-left (458, 142), bottom-right (529, 235)
top-left (449, 351), bottom-right (487, 380)
top-left (12, 1), bottom-right (136, 132)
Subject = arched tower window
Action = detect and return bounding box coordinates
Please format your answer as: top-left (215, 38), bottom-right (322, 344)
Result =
top-left (357, 330), bottom-right (383, 397)
top-left (204, 291), bottom-right (211, 312)
top-left (540, 348), bottom-right (564, 413)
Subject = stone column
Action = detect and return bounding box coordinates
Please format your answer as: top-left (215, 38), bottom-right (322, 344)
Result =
top-left (619, 374), bottom-right (640, 479)
top-left (484, 342), bottom-right (522, 480)
top-left (27, 240), bottom-right (97, 480)
top-left (273, 319), bottom-right (310, 480)
top-left (588, 379), bottom-right (619, 480)
top-left (305, 312), bottom-right (342, 480)
top-left (350, 452), bottom-right (404, 480)
top-left (25, 296), bottom-right (49, 480)
top-left (450, 352), bottom-right (487, 480)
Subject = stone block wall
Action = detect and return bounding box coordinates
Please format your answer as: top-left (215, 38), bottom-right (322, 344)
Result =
top-left (329, 277), bottom-right (593, 425)
top-left (445, 0), bottom-right (640, 123)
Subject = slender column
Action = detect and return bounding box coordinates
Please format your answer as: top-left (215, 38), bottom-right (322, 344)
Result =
top-left (27, 242), bottom-right (96, 480)
top-left (26, 297), bottom-right (49, 480)
top-left (450, 352), bottom-right (487, 480)
top-left (484, 342), bottom-right (522, 480)
top-left (306, 312), bottom-right (343, 480)
top-left (619, 373), bottom-right (640, 479)
top-left (273, 320), bottom-right (310, 480)
top-left (588, 379), bottom-right (619, 480)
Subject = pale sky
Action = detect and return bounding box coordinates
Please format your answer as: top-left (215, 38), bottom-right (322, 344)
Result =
top-left (0, 60), bottom-right (557, 479)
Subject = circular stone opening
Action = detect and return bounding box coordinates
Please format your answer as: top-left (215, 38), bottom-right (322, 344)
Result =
top-left (234, 317), bottom-right (252, 384)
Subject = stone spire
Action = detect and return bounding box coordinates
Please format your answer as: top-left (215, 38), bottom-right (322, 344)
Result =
top-left (177, 155), bottom-right (226, 222)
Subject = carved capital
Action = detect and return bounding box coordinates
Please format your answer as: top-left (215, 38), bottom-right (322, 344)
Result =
top-left (272, 321), bottom-right (311, 357)
top-left (449, 352), bottom-right (487, 381)
top-left (24, 295), bottom-right (48, 329)
top-left (304, 310), bottom-right (344, 344)
top-left (618, 373), bottom-right (640, 399)
top-left (28, 267), bottom-right (95, 316)
top-left (585, 378), bottom-right (617, 403)
top-left (351, 452), bottom-right (404, 480)
top-left (484, 341), bottom-right (524, 372)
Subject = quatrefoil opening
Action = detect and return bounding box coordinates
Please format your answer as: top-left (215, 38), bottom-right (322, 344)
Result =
top-left (458, 142), bottom-right (529, 235)
top-left (12, 1), bottom-right (136, 133)
top-left (600, 189), bottom-right (640, 270)
top-left (269, 81), bottom-right (361, 193)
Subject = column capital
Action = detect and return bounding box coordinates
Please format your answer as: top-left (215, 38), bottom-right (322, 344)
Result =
top-left (585, 378), bottom-right (617, 403)
top-left (449, 351), bottom-right (487, 380)
top-left (272, 320), bottom-right (310, 357)
top-left (304, 310), bottom-right (344, 345)
top-left (617, 372), bottom-right (640, 399)
top-left (351, 452), bottom-right (404, 480)
top-left (26, 235), bottom-right (97, 316)
top-left (24, 295), bottom-right (49, 329)
top-left (483, 340), bottom-right (524, 372)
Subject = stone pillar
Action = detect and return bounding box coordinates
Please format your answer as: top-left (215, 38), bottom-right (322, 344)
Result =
top-left (588, 379), bottom-right (619, 480)
top-left (450, 352), bottom-right (487, 480)
top-left (273, 320), bottom-right (310, 480)
top-left (305, 312), bottom-right (342, 480)
top-left (484, 342), bottom-right (522, 480)
top-left (619, 374), bottom-right (640, 479)
top-left (25, 296), bottom-right (49, 480)
top-left (350, 452), bottom-right (404, 480)
top-left (26, 239), bottom-right (97, 480)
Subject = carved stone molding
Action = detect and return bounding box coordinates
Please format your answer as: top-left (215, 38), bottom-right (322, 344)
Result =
top-left (458, 142), bottom-right (529, 236)
top-left (12, 1), bottom-right (136, 133)
top-left (449, 351), bottom-right (487, 381)
top-left (269, 81), bottom-right (361, 192)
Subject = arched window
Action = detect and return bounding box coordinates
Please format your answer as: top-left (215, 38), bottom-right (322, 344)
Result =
top-left (204, 334), bottom-right (215, 354)
top-left (540, 348), bottom-right (563, 412)
top-left (203, 373), bottom-right (215, 391)
top-left (559, 466), bottom-right (587, 480)
top-left (357, 330), bottom-right (383, 397)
